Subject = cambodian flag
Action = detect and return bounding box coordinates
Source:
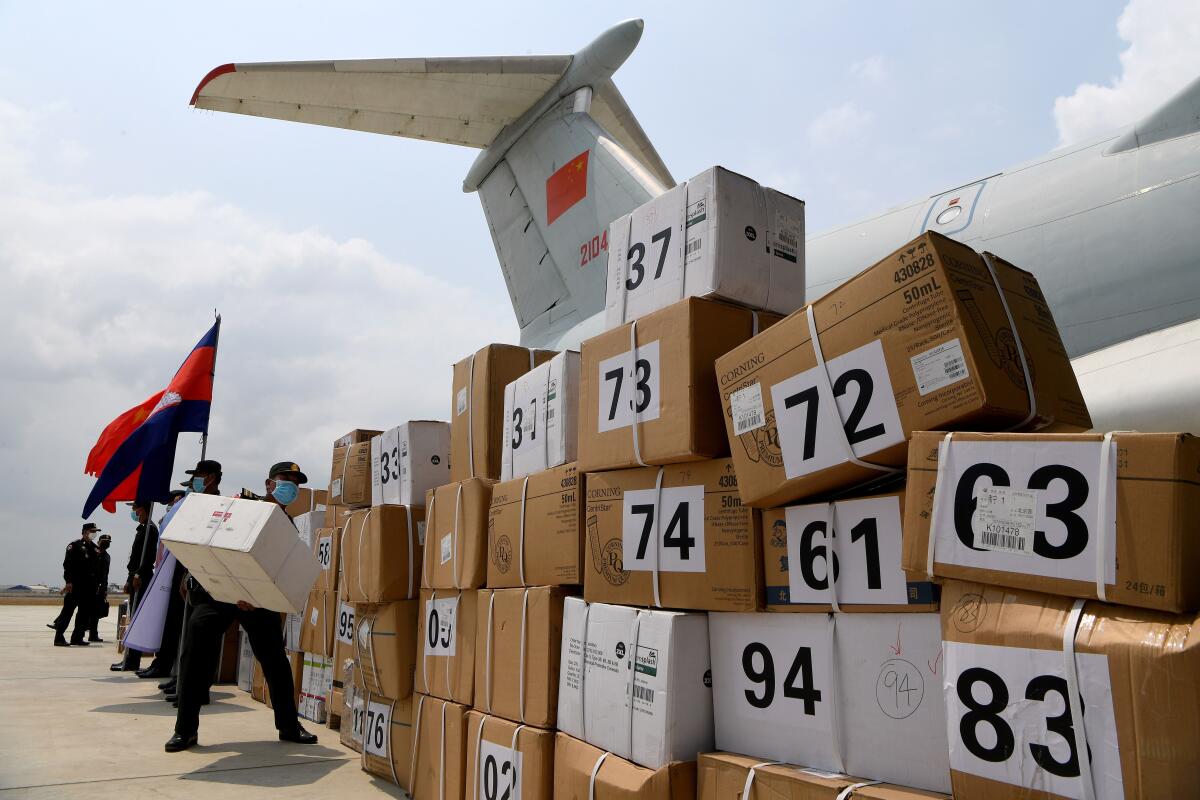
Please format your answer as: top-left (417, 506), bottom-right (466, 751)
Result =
top-left (82, 319), bottom-right (220, 518)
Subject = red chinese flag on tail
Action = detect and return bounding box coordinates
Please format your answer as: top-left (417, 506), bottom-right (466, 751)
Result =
top-left (545, 150), bottom-right (589, 225)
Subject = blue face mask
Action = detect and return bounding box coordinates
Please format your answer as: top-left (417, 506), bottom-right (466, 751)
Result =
top-left (192, 476), bottom-right (207, 493)
top-left (130, 510), bottom-right (140, 522)
top-left (272, 480), bottom-right (299, 505)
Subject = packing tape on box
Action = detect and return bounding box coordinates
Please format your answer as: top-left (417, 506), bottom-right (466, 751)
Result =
top-left (825, 503), bottom-right (842, 613)
top-left (1062, 598), bottom-right (1097, 800)
top-left (466, 348), bottom-right (538, 479)
top-left (407, 695), bottom-right (450, 800)
top-left (472, 714), bottom-right (525, 800)
top-left (518, 477), bottom-right (529, 585)
top-left (742, 761), bottom-right (782, 800)
top-left (629, 319), bottom-right (649, 468)
top-left (483, 588), bottom-right (530, 722)
top-left (588, 751), bottom-right (611, 800)
top-left (825, 613), bottom-right (847, 774)
top-left (835, 781), bottom-right (882, 800)
top-left (623, 612), bottom-right (644, 758)
top-left (980, 253), bottom-right (1037, 429)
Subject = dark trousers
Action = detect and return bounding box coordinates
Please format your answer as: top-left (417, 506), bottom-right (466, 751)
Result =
top-left (54, 588), bottom-right (95, 642)
top-left (89, 597), bottom-right (106, 638)
top-left (175, 598), bottom-right (297, 736)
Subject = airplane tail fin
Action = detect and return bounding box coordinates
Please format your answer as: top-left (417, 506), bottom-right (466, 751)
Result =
top-left (191, 20), bottom-right (672, 347)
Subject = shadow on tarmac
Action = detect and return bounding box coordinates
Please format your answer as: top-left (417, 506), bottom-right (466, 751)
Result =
top-left (89, 699), bottom-right (251, 717)
top-left (177, 742), bottom-right (351, 788)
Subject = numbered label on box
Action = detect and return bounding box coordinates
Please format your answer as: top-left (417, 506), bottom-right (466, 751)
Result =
top-left (596, 341), bottom-right (661, 434)
top-left (770, 339), bottom-right (904, 479)
top-left (929, 440), bottom-right (1117, 585)
top-left (337, 602), bottom-right (355, 646)
top-left (786, 496), bottom-right (908, 604)
top-left (622, 485), bottom-right (706, 573)
top-left (424, 596), bottom-right (458, 656)
top-left (943, 641), bottom-right (1122, 799)
top-left (316, 534), bottom-right (333, 571)
top-left (364, 699), bottom-right (391, 757)
top-left (478, 739), bottom-right (523, 800)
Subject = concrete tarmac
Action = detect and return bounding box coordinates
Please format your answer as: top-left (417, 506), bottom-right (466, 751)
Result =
top-left (0, 605), bottom-right (408, 798)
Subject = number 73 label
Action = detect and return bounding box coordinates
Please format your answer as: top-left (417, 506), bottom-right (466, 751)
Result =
top-left (622, 485), bottom-right (705, 573)
top-left (597, 341), bottom-right (661, 434)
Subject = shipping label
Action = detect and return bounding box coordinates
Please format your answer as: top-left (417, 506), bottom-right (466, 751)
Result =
top-left (730, 381), bottom-right (767, 436)
top-left (478, 739), bottom-right (524, 800)
top-left (596, 340), bottom-right (661, 434)
top-left (911, 338), bottom-right (969, 396)
top-left (364, 699), bottom-right (391, 757)
top-left (423, 595), bottom-right (457, 657)
top-left (622, 484), bottom-right (706, 573)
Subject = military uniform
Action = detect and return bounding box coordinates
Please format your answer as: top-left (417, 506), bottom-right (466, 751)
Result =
top-left (55, 536), bottom-right (99, 645)
top-left (90, 539), bottom-right (111, 642)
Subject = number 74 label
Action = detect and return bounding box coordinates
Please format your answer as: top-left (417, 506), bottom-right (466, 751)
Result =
top-left (622, 485), bottom-right (706, 573)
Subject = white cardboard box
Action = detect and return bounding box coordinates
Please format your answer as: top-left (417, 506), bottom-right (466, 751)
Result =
top-left (161, 494), bottom-right (320, 614)
top-left (237, 627), bottom-right (253, 691)
top-left (299, 652), bottom-right (333, 722)
top-left (604, 166), bottom-right (805, 329)
top-left (557, 597), bottom-right (713, 770)
top-left (708, 611), bottom-right (950, 793)
top-left (500, 351), bottom-right (580, 481)
top-left (293, 510), bottom-right (324, 550)
top-left (284, 613), bottom-right (302, 652)
top-left (370, 421), bottom-right (451, 507)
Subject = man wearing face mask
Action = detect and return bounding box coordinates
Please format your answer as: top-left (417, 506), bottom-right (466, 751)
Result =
top-left (111, 500), bottom-right (159, 672)
top-left (166, 461), bottom-right (317, 752)
top-left (88, 534), bottom-right (113, 643)
top-left (52, 523), bottom-right (101, 646)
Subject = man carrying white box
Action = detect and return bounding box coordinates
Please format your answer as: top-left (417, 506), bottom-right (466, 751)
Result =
top-left (166, 461), bottom-right (320, 752)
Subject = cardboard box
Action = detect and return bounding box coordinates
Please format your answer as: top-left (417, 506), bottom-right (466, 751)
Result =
top-left (414, 588), bottom-right (478, 705)
top-left (293, 509), bottom-right (325, 549)
top-left (605, 166), bottom-right (806, 329)
top-left (709, 611), bottom-right (950, 793)
top-left (941, 579), bottom-right (1200, 798)
top-left (554, 732), bottom-right (696, 800)
top-left (237, 627), bottom-right (254, 691)
top-left (323, 502), bottom-right (355, 530)
top-left (475, 587), bottom-right (567, 727)
top-left (408, 694), bottom-right (469, 800)
top-left (313, 527), bottom-right (340, 593)
top-left (341, 504), bottom-right (425, 602)
top-left (488, 463), bottom-right (583, 588)
top-left (501, 351), bottom-right (581, 481)
top-left (354, 600), bottom-right (419, 701)
top-left (451, 344), bottom-right (557, 483)
top-left (251, 659), bottom-right (267, 704)
top-left (328, 686), bottom-right (343, 731)
top-left (557, 597), bottom-right (713, 769)
top-left (904, 430), bottom-right (1200, 613)
top-left (286, 487), bottom-right (328, 518)
top-left (333, 592), bottom-right (355, 686)
top-left (299, 652), bottom-right (333, 722)
top-left (340, 664), bottom-right (364, 752)
top-left (371, 421), bottom-right (451, 507)
top-left (288, 650), bottom-right (304, 709)
top-left (335, 428), bottom-right (383, 449)
top-left (283, 612), bottom-right (302, 653)
top-left (716, 231), bottom-right (1092, 509)
top-left (579, 297), bottom-right (779, 473)
top-left (361, 693), bottom-right (416, 788)
top-left (298, 588), bottom-right (335, 658)
top-left (582, 458), bottom-right (761, 612)
top-left (162, 494), bottom-right (320, 614)
top-left (465, 713), bottom-right (555, 800)
top-left (763, 489), bottom-right (937, 611)
top-left (423, 479), bottom-right (494, 591)
top-left (331, 440), bottom-right (372, 507)
top-left (697, 752), bottom-right (951, 800)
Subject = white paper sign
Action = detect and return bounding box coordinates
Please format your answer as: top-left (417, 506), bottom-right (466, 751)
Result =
top-left (478, 739), bottom-right (524, 800)
top-left (364, 699), bottom-right (391, 757)
top-left (316, 534), bottom-right (333, 571)
top-left (929, 440), bottom-right (1117, 585)
top-left (943, 641), bottom-right (1123, 800)
top-left (974, 486), bottom-right (1036, 555)
top-left (440, 532), bottom-right (453, 565)
top-left (424, 596), bottom-right (458, 656)
top-left (596, 340), bottom-right (661, 434)
top-left (336, 601), bottom-right (355, 646)
top-left (785, 496), bottom-right (908, 605)
top-left (771, 339), bottom-right (904, 480)
top-left (622, 484), bottom-right (706, 574)
top-left (348, 691), bottom-right (365, 746)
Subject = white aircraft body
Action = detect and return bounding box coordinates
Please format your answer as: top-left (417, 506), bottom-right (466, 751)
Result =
top-left (191, 20), bottom-right (1200, 433)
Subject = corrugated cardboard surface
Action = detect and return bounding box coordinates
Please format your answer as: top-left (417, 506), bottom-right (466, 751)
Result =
top-left (298, 588), bottom-right (335, 658)
top-left (371, 420), bottom-right (451, 507)
top-left (716, 231), bottom-right (1091, 509)
top-left (554, 732), bottom-right (696, 800)
top-left (360, 692), bottom-right (415, 788)
top-left (328, 687), bottom-right (343, 731)
top-left (697, 752), bottom-right (950, 800)
top-left (408, 695), bottom-right (469, 800)
top-left (474, 587), bottom-right (568, 728)
top-left (763, 489), bottom-right (938, 612)
top-left (583, 459), bottom-right (762, 612)
top-left (501, 351), bottom-right (581, 481)
top-left (323, 502), bottom-right (354, 530)
top-left (415, 588), bottom-right (479, 706)
top-left (341, 504), bottom-right (425, 602)
top-left (340, 664), bottom-right (364, 753)
top-left (330, 440), bottom-right (373, 507)
top-left (313, 526), bottom-right (340, 593)
top-left (286, 487), bottom-right (328, 518)
top-left (941, 579), bottom-right (1200, 798)
top-left (423, 479), bottom-right (494, 590)
top-left (488, 463), bottom-right (583, 588)
top-left (905, 430), bottom-right (1200, 613)
top-left (334, 428), bottom-right (383, 449)
top-left (354, 600), bottom-right (418, 701)
top-left (465, 712), bottom-right (555, 800)
top-left (451, 344), bottom-right (557, 483)
top-left (578, 297), bottom-right (780, 473)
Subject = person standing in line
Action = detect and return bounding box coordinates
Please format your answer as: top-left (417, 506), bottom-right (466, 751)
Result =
top-left (111, 500), bottom-right (158, 672)
top-left (88, 534), bottom-right (113, 643)
top-left (52, 523), bottom-right (101, 647)
top-left (166, 461), bottom-right (317, 752)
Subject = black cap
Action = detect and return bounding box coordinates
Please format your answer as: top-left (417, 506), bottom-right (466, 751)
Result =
top-left (269, 461), bottom-right (308, 484)
top-left (98, 533), bottom-right (111, 542)
top-left (82, 522), bottom-right (101, 533)
top-left (185, 459), bottom-right (222, 475)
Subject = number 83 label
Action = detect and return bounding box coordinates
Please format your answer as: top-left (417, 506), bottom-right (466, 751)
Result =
top-left (943, 641), bottom-right (1123, 799)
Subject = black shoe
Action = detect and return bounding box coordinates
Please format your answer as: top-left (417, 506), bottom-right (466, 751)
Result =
top-left (69, 639), bottom-right (89, 646)
top-left (164, 733), bottom-right (198, 752)
top-left (158, 679), bottom-right (176, 691)
top-left (110, 662), bottom-right (132, 671)
top-left (279, 726), bottom-right (318, 744)
top-left (89, 636), bottom-right (104, 642)
top-left (53, 636), bottom-right (69, 647)
top-left (138, 667), bottom-right (168, 679)
top-left (164, 692), bottom-right (177, 702)
top-left (46, 623), bottom-right (56, 630)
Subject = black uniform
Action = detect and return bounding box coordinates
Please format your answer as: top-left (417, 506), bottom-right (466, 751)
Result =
top-left (55, 538), bottom-right (99, 643)
top-left (122, 520), bottom-right (159, 667)
top-left (174, 577), bottom-right (299, 737)
top-left (90, 547), bottom-right (111, 639)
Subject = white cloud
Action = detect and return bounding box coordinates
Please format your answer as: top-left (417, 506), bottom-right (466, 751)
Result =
top-left (1054, 0), bottom-right (1200, 146)
top-left (850, 55), bottom-right (888, 85)
top-left (0, 99), bottom-right (516, 586)
top-left (808, 102), bottom-right (874, 146)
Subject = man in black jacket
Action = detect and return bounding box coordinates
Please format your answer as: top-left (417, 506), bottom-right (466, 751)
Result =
top-left (111, 500), bottom-right (158, 671)
top-left (53, 523), bottom-right (101, 646)
top-left (88, 534), bottom-right (112, 642)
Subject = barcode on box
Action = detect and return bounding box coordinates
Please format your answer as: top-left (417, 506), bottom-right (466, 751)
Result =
top-left (979, 529), bottom-right (1026, 552)
top-left (730, 382), bottom-right (767, 436)
top-left (686, 239), bottom-right (702, 256)
top-left (633, 684), bottom-right (655, 703)
top-left (911, 338), bottom-right (970, 396)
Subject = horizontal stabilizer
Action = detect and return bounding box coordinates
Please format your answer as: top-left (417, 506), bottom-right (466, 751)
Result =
top-left (1107, 74), bottom-right (1200, 153)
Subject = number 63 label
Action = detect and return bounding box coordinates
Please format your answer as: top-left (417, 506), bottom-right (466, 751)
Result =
top-left (943, 641), bottom-right (1122, 799)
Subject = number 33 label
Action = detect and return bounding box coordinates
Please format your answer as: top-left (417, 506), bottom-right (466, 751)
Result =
top-left (943, 641), bottom-right (1123, 799)
top-left (770, 339), bottom-right (904, 479)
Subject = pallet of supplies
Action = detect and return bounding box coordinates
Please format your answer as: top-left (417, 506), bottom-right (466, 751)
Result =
top-left (475, 587), bottom-right (567, 728)
top-left (341, 504), bottom-right (425, 602)
top-left (554, 732), bottom-right (696, 800)
top-left (465, 712), bottom-right (555, 800)
top-left (353, 600), bottom-right (419, 700)
top-left (371, 421), bottom-right (451, 507)
top-left (487, 463), bottom-right (583, 588)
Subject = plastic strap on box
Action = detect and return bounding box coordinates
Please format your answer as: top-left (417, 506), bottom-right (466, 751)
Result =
top-left (422, 591), bottom-right (435, 696)
top-left (826, 614), bottom-right (846, 774)
top-left (357, 509), bottom-right (375, 602)
top-left (649, 466), bottom-right (666, 608)
top-left (578, 601), bottom-right (592, 741)
top-left (518, 477), bottom-right (530, 585)
top-left (543, 359), bottom-right (553, 470)
top-left (1094, 432), bottom-right (1117, 602)
top-left (629, 319), bottom-right (649, 468)
top-left (407, 693), bottom-right (426, 795)
top-left (384, 695), bottom-right (400, 787)
top-left (835, 780), bottom-right (882, 800)
top-left (425, 494), bottom-right (437, 588)
top-left (507, 723), bottom-right (525, 799)
top-left (452, 483), bottom-right (465, 589)
top-left (472, 713), bottom-right (488, 800)
top-left (438, 700), bottom-right (448, 800)
top-left (741, 761), bottom-right (782, 800)
top-left (484, 590), bottom-right (496, 713)
top-left (805, 305), bottom-right (901, 477)
top-left (925, 432), bottom-right (955, 578)
top-left (445, 591), bottom-right (459, 699)
top-left (467, 353), bottom-right (477, 478)
top-left (359, 688), bottom-right (371, 773)
top-left (362, 609), bottom-right (380, 695)
top-left (624, 612), bottom-right (643, 760)
top-left (1062, 599), bottom-right (1096, 800)
top-left (405, 505), bottom-right (415, 599)
top-left (588, 751), bottom-right (611, 800)
top-left (752, 310), bottom-right (761, 337)
top-left (518, 588), bottom-right (530, 723)
top-left (980, 252), bottom-right (1036, 429)
top-left (825, 503), bottom-right (842, 614)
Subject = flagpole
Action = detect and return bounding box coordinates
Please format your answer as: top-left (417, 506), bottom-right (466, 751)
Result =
top-left (200, 311), bottom-right (221, 462)
top-left (126, 499), bottom-right (154, 665)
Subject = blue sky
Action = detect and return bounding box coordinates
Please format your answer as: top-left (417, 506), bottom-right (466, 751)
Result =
top-left (0, 0), bottom-right (1196, 584)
